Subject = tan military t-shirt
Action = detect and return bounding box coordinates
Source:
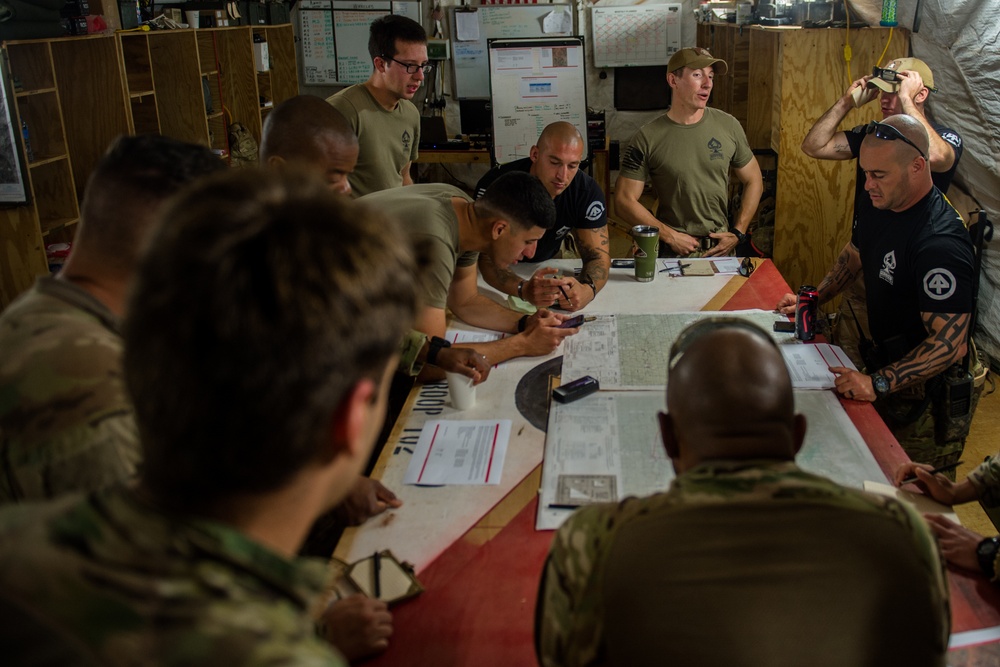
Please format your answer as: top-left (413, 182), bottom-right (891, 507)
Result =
top-left (359, 184), bottom-right (478, 309)
top-left (327, 84), bottom-right (419, 196)
top-left (620, 107), bottom-right (753, 237)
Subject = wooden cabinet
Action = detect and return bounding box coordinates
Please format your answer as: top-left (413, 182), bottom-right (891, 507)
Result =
top-left (0, 26), bottom-right (299, 309)
top-left (698, 24), bottom-right (910, 296)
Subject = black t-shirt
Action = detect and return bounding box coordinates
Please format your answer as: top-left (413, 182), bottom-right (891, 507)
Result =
top-left (475, 158), bottom-right (607, 263)
top-left (846, 121), bottom-right (963, 222)
top-left (851, 187), bottom-right (974, 362)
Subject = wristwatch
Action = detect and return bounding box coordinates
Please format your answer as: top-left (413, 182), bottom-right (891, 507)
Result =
top-left (426, 336), bottom-right (451, 367)
top-left (871, 373), bottom-right (890, 399)
top-left (580, 277), bottom-right (597, 299)
top-left (977, 537), bottom-right (999, 579)
top-left (731, 228), bottom-right (747, 243)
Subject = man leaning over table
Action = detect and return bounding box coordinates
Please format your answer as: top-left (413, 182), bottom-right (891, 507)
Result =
top-left (476, 121), bottom-right (610, 312)
top-left (536, 317), bottom-right (949, 667)
top-left (360, 171), bottom-right (578, 380)
top-left (260, 93), bottom-right (491, 388)
top-left (777, 115), bottom-right (975, 471)
top-left (614, 47), bottom-right (763, 258)
top-left (801, 56), bottom-right (963, 369)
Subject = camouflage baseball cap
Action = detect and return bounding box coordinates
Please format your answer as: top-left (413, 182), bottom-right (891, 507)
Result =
top-left (667, 47), bottom-right (728, 75)
top-left (868, 57), bottom-right (936, 93)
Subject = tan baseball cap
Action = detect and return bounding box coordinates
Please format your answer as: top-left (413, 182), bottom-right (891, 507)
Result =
top-left (868, 57), bottom-right (936, 93)
top-left (667, 47), bottom-right (728, 75)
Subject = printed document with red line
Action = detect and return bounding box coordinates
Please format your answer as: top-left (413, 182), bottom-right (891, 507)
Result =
top-left (780, 343), bottom-right (858, 390)
top-left (404, 420), bottom-right (512, 486)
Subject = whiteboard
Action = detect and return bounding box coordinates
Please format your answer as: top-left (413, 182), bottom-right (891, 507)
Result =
top-left (488, 37), bottom-right (588, 165)
top-left (451, 5), bottom-right (573, 100)
top-left (297, 1), bottom-right (421, 86)
top-left (592, 3), bottom-right (682, 68)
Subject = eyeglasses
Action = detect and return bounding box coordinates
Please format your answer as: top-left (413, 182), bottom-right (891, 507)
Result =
top-left (864, 121), bottom-right (927, 160)
top-left (871, 66), bottom-right (937, 92)
top-left (738, 256), bottom-right (755, 278)
top-left (382, 56), bottom-right (433, 75)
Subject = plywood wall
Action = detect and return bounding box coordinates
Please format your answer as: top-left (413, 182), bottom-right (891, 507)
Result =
top-left (764, 26), bottom-right (910, 296)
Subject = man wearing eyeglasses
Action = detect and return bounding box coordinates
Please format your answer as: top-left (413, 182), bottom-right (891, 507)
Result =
top-left (778, 115), bottom-right (975, 472)
top-left (800, 57), bottom-right (963, 369)
top-left (327, 15), bottom-right (430, 196)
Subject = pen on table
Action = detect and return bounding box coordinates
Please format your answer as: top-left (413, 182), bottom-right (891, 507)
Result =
top-left (372, 550), bottom-right (381, 598)
top-left (558, 285), bottom-right (571, 302)
top-left (548, 503), bottom-right (583, 510)
top-left (660, 263), bottom-right (689, 273)
top-left (899, 461), bottom-right (963, 486)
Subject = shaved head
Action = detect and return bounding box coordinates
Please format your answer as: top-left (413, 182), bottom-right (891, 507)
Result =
top-left (537, 121), bottom-right (584, 153)
top-left (662, 320), bottom-right (803, 472)
top-left (862, 114), bottom-right (929, 165)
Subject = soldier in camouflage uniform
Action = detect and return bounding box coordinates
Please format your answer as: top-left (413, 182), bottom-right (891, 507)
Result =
top-left (0, 168), bottom-right (421, 664)
top-left (536, 318), bottom-right (950, 667)
top-left (0, 135), bottom-right (225, 504)
top-left (895, 457), bottom-right (1000, 586)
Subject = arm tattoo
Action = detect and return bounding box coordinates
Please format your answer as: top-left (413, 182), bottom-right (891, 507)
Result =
top-left (881, 313), bottom-right (970, 392)
top-left (578, 228), bottom-right (611, 286)
top-left (816, 246), bottom-right (860, 304)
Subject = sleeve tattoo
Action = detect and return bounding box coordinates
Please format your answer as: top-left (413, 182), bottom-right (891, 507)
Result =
top-left (881, 312), bottom-right (970, 392)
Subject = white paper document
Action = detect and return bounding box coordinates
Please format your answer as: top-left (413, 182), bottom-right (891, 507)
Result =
top-left (863, 481), bottom-right (962, 525)
top-left (543, 8), bottom-right (572, 34)
top-left (560, 310), bottom-right (796, 389)
top-left (781, 343), bottom-right (858, 389)
top-left (455, 10), bottom-right (479, 41)
top-left (537, 391), bottom-right (671, 530)
top-left (537, 390), bottom-right (887, 530)
top-left (404, 420), bottom-right (511, 486)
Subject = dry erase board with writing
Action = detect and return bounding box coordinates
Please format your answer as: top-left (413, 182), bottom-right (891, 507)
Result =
top-left (488, 37), bottom-right (588, 165)
top-left (591, 3), bottom-right (681, 68)
top-left (297, 0), bottom-right (421, 86)
top-left (451, 4), bottom-right (573, 100)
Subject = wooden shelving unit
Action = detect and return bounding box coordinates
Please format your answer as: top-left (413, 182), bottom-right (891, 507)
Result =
top-left (0, 26), bottom-right (299, 309)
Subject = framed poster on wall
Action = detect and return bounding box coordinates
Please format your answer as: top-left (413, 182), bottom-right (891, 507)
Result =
top-left (0, 56), bottom-right (28, 205)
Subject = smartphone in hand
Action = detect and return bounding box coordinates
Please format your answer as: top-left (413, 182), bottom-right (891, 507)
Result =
top-left (558, 314), bottom-right (587, 329)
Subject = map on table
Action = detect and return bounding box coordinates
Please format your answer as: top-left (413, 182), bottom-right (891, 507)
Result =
top-left (560, 310), bottom-right (796, 389)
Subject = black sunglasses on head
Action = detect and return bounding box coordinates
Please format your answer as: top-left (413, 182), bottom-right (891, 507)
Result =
top-left (871, 66), bottom-right (937, 93)
top-left (864, 121), bottom-right (927, 160)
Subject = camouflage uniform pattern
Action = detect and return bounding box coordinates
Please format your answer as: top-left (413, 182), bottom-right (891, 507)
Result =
top-left (0, 277), bottom-right (139, 504)
top-left (537, 460), bottom-right (950, 667)
top-left (399, 329), bottom-right (427, 376)
top-left (968, 456), bottom-right (1000, 583)
top-left (0, 486), bottom-right (347, 666)
top-left (969, 456), bottom-right (1000, 508)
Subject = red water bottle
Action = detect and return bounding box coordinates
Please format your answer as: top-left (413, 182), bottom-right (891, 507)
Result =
top-left (795, 285), bottom-right (818, 341)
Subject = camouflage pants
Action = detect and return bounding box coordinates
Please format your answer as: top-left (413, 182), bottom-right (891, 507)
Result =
top-left (875, 393), bottom-right (965, 479)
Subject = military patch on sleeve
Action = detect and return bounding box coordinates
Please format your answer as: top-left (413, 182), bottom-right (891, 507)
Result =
top-left (940, 131), bottom-right (962, 149)
top-left (585, 201), bottom-right (605, 222)
top-left (923, 268), bottom-right (957, 300)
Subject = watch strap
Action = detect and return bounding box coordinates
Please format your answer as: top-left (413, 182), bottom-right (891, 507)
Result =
top-left (978, 537), bottom-right (999, 580)
top-left (426, 336), bottom-right (451, 367)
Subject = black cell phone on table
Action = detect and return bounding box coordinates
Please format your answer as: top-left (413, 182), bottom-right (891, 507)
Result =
top-left (611, 259), bottom-right (635, 268)
top-left (553, 375), bottom-right (600, 403)
top-left (558, 314), bottom-right (587, 329)
top-left (773, 320), bottom-right (796, 333)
